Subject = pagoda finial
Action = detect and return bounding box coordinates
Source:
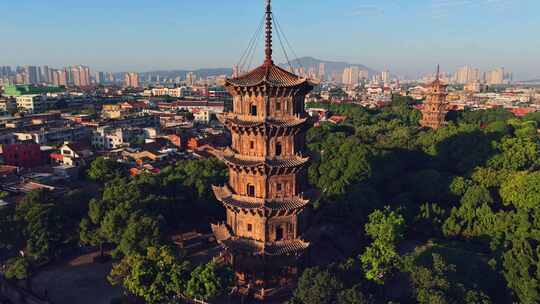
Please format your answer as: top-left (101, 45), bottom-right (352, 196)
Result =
top-left (264, 0), bottom-right (273, 65)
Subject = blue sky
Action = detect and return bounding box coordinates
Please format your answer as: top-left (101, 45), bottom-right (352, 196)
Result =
top-left (1, 0), bottom-right (539, 79)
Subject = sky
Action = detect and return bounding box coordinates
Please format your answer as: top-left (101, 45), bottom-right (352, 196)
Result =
top-left (1, 0), bottom-right (539, 79)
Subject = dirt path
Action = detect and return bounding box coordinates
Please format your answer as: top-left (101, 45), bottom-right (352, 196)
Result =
top-left (31, 251), bottom-right (122, 304)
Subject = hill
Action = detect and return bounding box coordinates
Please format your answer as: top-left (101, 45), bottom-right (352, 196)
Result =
top-left (280, 56), bottom-right (378, 78)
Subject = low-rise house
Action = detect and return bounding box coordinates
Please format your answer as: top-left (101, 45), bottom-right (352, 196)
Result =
top-left (92, 127), bottom-right (155, 150)
top-left (16, 95), bottom-right (48, 113)
top-left (193, 109), bottom-right (211, 123)
top-left (57, 141), bottom-right (94, 166)
top-left (2, 143), bottom-right (45, 168)
top-left (12, 124), bottom-right (91, 145)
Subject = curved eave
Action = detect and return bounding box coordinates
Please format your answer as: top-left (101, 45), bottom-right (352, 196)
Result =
top-left (222, 154), bottom-right (309, 170)
top-left (225, 78), bottom-right (313, 89)
top-left (221, 238), bottom-right (310, 256)
top-left (212, 185), bottom-right (309, 212)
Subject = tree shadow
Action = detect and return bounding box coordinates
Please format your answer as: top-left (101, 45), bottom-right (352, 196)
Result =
top-left (433, 130), bottom-right (501, 175)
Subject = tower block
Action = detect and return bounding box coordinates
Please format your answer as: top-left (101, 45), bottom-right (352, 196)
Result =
top-left (211, 0), bottom-right (317, 299)
top-left (420, 65), bottom-right (449, 129)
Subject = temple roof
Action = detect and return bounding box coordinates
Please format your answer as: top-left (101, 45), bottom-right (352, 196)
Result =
top-left (221, 237), bottom-right (309, 256)
top-left (212, 185), bottom-right (310, 211)
top-left (220, 114), bottom-right (309, 129)
top-left (211, 223), bottom-right (232, 242)
top-left (220, 149), bottom-right (309, 169)
top-left (226, 63), bottom-right (312, 88)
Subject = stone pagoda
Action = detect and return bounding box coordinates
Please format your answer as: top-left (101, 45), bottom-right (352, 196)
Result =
top-left (420, 65), bottom-right (449, 129)
top-left (211, 0), bottom-right (316, 299)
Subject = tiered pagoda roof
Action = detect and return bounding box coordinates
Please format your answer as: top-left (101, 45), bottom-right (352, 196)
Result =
top-left (226, 62), bottom-right (312, 88)
top-left (427, 65), bottom-right (449, 92)
top-left (217, 113), bottom-right (309, 129)
top-left (217, 235), bottom-right (310, 256)
top-left (221, 149), bottom-right (308, 169)
top-left (213, 185), bottom-right (309, 213)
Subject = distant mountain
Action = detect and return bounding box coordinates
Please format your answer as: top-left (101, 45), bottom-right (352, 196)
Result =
top-left (123, 57), bottom-right (377, 81)
top-left (279, 56), bottom-right (378, 77)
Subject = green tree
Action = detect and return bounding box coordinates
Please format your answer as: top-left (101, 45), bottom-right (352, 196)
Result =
top-left (442, 185), bottom-right (495, 238)
top-left (360, 208), bottom-right (406, 284)
top-left (4, 257), bottom-right (31, 280)
top-left (337, 286), bottom-right (371, 304)
top-left (488, 137), bottom-right (540, 171)
top-left (109, 246), bottom-right (191, 304)
top-left (15, 190), bottom-right (65, 261)
top-left (0, 204), bottom-right (21, 258)
top-left (185, 262), bottom-right (234, 302)
top-left (117, 215), bottom-right (162, 256)
top-left (500, 171), bottom-right (540, 209)
top-left (502, 238), bottom-right (540, 304)
top-left (87, 157), bottom-right (123, 183)
top-left (364, 207), bottom-right (406, 243)
top-left (309, 135), bottom-right (371, 197)
top-left (404, 253), bottom-right (492, 304)
top-left (291, 267), bottom-right (345, 304)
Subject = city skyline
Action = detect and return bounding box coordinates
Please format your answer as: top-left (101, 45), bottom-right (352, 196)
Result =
top-left (1, 0), bottom-right (539, 79)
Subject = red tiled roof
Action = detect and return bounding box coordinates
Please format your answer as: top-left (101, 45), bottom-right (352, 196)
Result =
top-left (510, 108), bottom-right (536, 117)
top-left (328, 115), bottom-right (348, 124)
top-left (50, 153), bottom-right (64, 161)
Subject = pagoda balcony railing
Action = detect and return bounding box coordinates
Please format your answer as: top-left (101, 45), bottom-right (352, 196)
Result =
top-left (217, 184), bottom-right (307, 205)
top-left (220, 112), bottom-right (308, 123)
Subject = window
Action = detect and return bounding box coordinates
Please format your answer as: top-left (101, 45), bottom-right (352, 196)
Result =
top-left (247, 224), bottom-right (253, 232)
top-left (250, 141), bottom-right (255, 150)
top-left (247, 184), bottom-right (255, 197)
top-left (275, 142), bottom-right (282, 156)
top-left (276, 183), bottom-right (282, 192)
top-left (276, 226), bottom-right (284, 241)
top-left (276, 101), bottom-right (281, 111)
top-left (250, 104), bottom-right (257, 116)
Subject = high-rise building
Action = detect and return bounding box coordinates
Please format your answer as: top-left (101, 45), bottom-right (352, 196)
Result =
top-left (95, 71), bottom-right (106, 84)
top-left (26, 66), bottom-right (39, 84)
top-left (454, 65), bottom-right (480, 84)
top-left (186, 72), bottom-right (196, 85)
top-left (359, 69), bottom-right (369, 81)
top-left (318, 62), bottom-right (326, 80)
top-left (485, 67), bottom-right (505, 85)
top-left (52, 69), bottom-right (68, 86)
top-left (211, 0), bottom-right (314, 300)
top-left (420, 66), bottom-right (449, 129)
top-left (342, 66), bottom-right (360, 85)
top-left (0, 66), bottom-right (12, 78)
top-left (106, 72), bottom-right (115, 83)
top-left (123, 72), bottom-right (140, 88)
top-left (382, 70), bottom-right (391, 83)
top-left (68, 65), bottom-right (91, 87)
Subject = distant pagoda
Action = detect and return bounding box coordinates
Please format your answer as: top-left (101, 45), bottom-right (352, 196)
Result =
top-left (211, 0), bottom-right (316, 300)
top-left (420, 65), bottom-right (449, 129)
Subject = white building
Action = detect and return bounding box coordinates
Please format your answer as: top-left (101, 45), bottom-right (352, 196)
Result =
top-left (92, 126), bottom-right (156, 150)
top-left (193, 109), bottom-right (211, 123)
top-left (16, 95), bottom-right (47, 113)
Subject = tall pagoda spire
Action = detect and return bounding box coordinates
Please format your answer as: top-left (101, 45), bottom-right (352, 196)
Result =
top-left (420, 65), bottom-right (449, 129)
top-left (211, 0), bottom-right (316, 300)
top-left (265, 0), bottom-right (273, 64)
